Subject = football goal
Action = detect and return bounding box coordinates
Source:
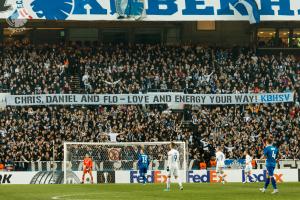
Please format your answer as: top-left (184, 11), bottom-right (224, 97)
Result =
top-left (63, 141), bottom-right (187, 184)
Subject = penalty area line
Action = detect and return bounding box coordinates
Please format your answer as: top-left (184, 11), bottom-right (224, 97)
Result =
top-left (51, 193), bottom-right (123, 200)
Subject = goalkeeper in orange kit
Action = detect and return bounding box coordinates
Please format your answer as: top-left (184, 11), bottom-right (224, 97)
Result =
top-left (81, 154), bottom-right (94, 184)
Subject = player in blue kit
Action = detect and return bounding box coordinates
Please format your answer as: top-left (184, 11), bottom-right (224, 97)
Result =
top-left (137, 148), bottom-right (150, 184)
top-left (260, 138), bottom-right (279, 194)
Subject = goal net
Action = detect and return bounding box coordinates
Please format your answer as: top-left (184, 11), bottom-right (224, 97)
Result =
top-left (63, 142), bottom-right (187, 184)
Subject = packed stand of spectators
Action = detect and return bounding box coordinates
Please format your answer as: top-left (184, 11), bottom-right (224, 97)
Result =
top-left (76, 44), bottom-right (300, 98)
top-left (189, 104), bottom-right (300, 161)
top-left (1, 43), bottom-right (300, 170)
top-left (0, 106), bottom-right (185, 162)
top-left (0, 43), bottom-right (71, 94)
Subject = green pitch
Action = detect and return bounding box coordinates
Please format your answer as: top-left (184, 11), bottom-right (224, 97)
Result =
top-left (0, 183), bottom-right (300, 200)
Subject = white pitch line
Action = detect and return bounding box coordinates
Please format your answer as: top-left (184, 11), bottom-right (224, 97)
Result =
top-left (51, 193), bottom-right (123, 200)
top-left (52, 194), bottom-right (98, 200)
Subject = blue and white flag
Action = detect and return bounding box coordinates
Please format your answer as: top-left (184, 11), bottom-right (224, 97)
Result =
top-left (115, 0), bottom-right (128, 17)
top-left (115, 0), bottom-right (144, 18)
top-left (234, 0), bottom-right (260, 24)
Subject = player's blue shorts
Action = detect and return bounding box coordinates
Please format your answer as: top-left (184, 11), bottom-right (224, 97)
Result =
top-left (266, 166), bottom-right (275, 177)
top-left (139, 167), bottom-right (147, 175)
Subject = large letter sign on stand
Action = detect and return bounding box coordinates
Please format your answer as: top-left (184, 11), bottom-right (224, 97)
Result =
top-left (1, 0), bottom-right (300, 21)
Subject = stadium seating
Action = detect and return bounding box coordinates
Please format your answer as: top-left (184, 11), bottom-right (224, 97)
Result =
top-left (0, 43), bottom-right (300, 167)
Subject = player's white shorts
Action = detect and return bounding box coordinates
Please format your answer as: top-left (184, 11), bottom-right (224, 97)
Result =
top-left (244, 165), bottom-right (252, 173)
top-left (216, 163), bottom-right (225, 173)
top-left (168, 166), bottom-right (179, 177)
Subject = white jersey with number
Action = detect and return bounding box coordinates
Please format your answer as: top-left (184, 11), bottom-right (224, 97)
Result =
top-left (245, 154), bottom-right (253, 172)
top-left (216, 151), bottom-right (225, 168)
top-left (167, 149), bottom-right (180, 177)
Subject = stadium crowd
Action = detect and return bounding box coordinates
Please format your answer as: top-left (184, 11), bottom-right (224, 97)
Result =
top-left (1, 43), bottom-right (300, 169)
top-left (0, 43), bottom-right (70, 94)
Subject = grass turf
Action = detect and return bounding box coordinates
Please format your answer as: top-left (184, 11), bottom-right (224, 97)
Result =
top-left (0, 183), bottom-right (299, 200)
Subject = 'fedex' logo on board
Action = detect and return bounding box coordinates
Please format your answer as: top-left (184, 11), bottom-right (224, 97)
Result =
top-left (242, 170), bottom-right (283, 183)
top-left (130, 171), bottom-right (167, 183)
top-left (187, 171), bottom-right (226, 183)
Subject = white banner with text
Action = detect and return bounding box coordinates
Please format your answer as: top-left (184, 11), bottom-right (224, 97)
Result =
top-left (117, 169), bottom-right (299, 184)
top-left (0, 169), bottom-right (299, 184)
top-left (4, 93), bottom-right (294, 106)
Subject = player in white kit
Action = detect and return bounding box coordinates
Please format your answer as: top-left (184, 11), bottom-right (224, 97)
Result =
top-left (243, 150), bottom-right (255, 183)
top-left (216, 147), bottom-right (227, 184)
top-left (165, 142), bottom-right (183, 191)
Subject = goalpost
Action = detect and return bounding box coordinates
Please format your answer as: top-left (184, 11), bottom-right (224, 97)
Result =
top-left (63, 142), bottom-right (187, 184)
